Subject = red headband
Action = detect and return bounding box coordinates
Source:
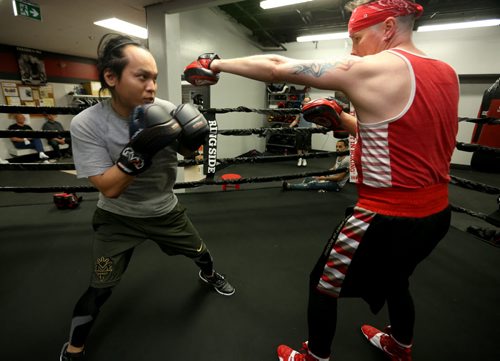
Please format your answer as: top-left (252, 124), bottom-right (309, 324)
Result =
top-left (348, 0), bottom-right (424, 36)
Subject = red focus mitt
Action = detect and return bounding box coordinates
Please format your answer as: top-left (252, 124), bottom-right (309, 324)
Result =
top-left (184, 53), bottom-right (220, 86)
top-left (301, 97), bottom-right (344, 130)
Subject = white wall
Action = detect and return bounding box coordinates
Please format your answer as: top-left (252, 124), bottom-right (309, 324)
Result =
top-left (276, 26), bottom-right (500, 165)
top-left (179, 8), bottom-right (268, 159)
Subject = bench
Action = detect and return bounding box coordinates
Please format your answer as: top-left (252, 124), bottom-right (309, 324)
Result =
top-left (0, 137), bottom-right (69, 159)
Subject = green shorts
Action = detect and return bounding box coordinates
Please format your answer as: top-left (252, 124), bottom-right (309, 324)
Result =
top-left (90, 202), bottom-right (207, 287)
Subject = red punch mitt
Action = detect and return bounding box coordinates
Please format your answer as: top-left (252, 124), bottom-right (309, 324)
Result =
top-left (301, 97), bottom-right (344, 129)
top-left (184, 53), bottom-right (220, 86)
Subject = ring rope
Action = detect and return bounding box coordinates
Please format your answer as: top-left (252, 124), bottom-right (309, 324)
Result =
top-left (0, 151), bottom-right (347, 171)
top-left (1, 105), bottom-right (497, 125)
top-left (449, 175), bottom-right (500, 194)
top-left (0, 105), bottom-right (302, 117)
top-left (0, 126), bottom-right (330, 139)
top-left (214, 150), bottom-right (347, 165)
top-left (0, 162), bottom-right (76, 171)
top-left (450, 204), bottom-right (499, 227)
top-left (0, 105), bottom-right (84, 115)
top-left (455, 142), bottom-right (500, 154)
top-left (458, 117), bottom-right (500, 125)
top-left (3, 130), bottom-right (499, 155)
top-left (0, 168), bottom-right (347, 193)
top-left (1, 104), bottom-right (499, 123)
top-left (200, 106), bottom-right (301, 115)
top-left (218, 127), bottom-right (330, 136)
top-left (3, 130), bottom-right (498, 159)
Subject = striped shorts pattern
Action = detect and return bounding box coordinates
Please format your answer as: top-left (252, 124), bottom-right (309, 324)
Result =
top-left (317, 207), bottom-right (375, 297)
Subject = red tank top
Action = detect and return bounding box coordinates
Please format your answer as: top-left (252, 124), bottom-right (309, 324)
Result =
top-left (354, 49), bottom-right (459, 217)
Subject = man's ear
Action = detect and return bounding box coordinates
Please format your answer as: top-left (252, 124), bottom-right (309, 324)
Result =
top-left (103, 69), bottom-right (117, 87)
top-left (382, 17), bottom-right (397, 41)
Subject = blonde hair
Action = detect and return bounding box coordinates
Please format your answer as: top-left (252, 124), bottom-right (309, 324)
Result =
top-left (345, 0), bottom-right (374, 12)
top-left (345, 0), bottom-right (417, 12)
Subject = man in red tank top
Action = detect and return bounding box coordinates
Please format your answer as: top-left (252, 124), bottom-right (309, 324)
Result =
top-left (186, 1), bottom-right (459, 360)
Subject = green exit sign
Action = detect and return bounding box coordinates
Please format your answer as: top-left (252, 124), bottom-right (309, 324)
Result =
top-left (12, 0), bottom-right (42, 21)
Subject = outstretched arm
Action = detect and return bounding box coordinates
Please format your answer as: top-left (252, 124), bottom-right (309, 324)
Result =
top-left (210, 54), bottom-right (362, 93)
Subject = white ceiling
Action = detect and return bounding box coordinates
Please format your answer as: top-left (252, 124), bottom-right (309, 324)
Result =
top-left (1, 0), bottom-right (499, 59)
top-left (0, 0), bottom-right (237, 59)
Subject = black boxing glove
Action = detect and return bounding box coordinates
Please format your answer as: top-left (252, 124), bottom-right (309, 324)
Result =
top-left (116, 103), bottom-right (182, 175)
top-left (172, 103), bottom-right (209, 152)
top-left (301, 97), bottom-right (345, 130)
top-left (184, 53), bottom-right (220, 86)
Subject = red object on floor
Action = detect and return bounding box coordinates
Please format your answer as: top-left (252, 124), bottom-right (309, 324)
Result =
top-left (220, 173), bottom-right (242, 191)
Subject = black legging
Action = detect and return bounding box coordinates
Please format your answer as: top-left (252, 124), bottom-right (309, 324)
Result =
top-left (306, 286), bottom-right (415, 358)
top-left (67, 251), bottom-right (214, 348)
top-left (387, 287), bottom-right (415, 345)
top-left (307, 288), bottom-right (338, 358)
top-left (69, 286), bottom-right (113, 347)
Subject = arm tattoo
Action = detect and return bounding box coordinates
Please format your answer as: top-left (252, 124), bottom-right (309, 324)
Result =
top-left (292, 62), bottom-right (333, 77)
top-left (292, 59), bottom-right (356, 78)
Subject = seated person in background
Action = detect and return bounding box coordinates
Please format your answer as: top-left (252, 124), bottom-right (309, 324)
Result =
top-left (8, 113), bottom-right (49, 160)
top-left (283, 139), bottom-right (350, 192)
top-left (42, 114), bottom-right (71, 158)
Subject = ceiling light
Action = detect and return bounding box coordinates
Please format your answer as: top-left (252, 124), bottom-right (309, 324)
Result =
top-left (417, 19), bottom-right (500, 32)
top-left (297, 32), bottom-right (349, 42)
top-left (94, 18), bottom-right (148, 39)
top-left (260, 0), bottom-right (312, 10)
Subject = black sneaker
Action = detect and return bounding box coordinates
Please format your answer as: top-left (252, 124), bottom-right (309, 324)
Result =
top-left (282, 181), bottom-right (289, 191)
top-left (198, 270), bottom-right (235, 296)
top-left (60, 342), bottom-right (85, 361)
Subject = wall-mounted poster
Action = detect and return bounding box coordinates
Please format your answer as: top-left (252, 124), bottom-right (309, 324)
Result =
top-left (0, 82), bottom-right (55, 107)
top-left (19, 86), bottom-right (34, 101)
top-left (17, 47), bottom-right (47, 85)
top-left (1, 82), bottom-right (19, 97)
top-left (6, 97), bottom-right (21, 106)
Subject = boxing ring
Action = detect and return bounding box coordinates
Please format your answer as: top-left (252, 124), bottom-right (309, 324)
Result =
top-left (0, 103), bottom-right (499, 246)
top-left (0, 103), bottom-right (499, 361)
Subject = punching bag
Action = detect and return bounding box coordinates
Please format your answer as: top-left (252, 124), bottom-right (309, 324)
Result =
top-left (470, 77), bottom-right (500, 172)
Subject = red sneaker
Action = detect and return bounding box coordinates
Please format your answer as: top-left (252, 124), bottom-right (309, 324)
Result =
top-left (361, 325), bottom-right (412, 361)
top-left (277, 344), bottom-right (318, 361)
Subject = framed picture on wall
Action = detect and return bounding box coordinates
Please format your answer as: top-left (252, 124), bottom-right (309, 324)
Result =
top-left (17, 47), bottom-right (47, 85)
top-left (19, 86), bottom-right (34, 101)
top-left (39, 98), bottom-right (55, 107)
top-left (39, 85), bottom-right (53, 99)
top-left (6, 97), bottom-right (21, 105)
top-left (1, 82), bottom-right (19, 98)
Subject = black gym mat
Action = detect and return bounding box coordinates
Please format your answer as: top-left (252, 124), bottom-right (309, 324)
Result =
top-left (0, 186), bottom-right (498, 361)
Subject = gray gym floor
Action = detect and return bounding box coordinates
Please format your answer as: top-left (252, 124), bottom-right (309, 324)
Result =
top-left (0, 158), bottom-right (498, 361)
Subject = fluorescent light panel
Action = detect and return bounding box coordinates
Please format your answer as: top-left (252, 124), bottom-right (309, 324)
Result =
top-left (260, 0), bottom-right (312, 10)
top-left (12, 1), bottom-right (18, 16)
top-left (94, 18), bottom-right (148, 39)
top-left (417, 19), bottom-right (500, 32)
top-left (297, 32), bottom-right (349, 42)
top-left (297, 18), bottom-right (500, 42)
